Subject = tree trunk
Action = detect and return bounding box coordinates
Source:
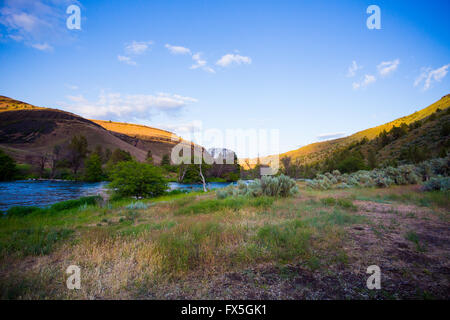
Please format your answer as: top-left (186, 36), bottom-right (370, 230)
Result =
top-left (199, 163), bottom-right (207, 192)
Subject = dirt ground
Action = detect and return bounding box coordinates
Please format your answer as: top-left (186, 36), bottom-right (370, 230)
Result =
top-left (141, 198), bottom-right (449, 300)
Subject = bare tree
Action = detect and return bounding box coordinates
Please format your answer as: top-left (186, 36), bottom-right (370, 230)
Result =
top-left (198, 162), bottom-right (207, 192)
top-left (38, 153), bottom-right (48, 178)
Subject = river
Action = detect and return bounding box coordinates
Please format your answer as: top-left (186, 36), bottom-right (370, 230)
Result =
top-left (0, 180), bottom-right (235, 212)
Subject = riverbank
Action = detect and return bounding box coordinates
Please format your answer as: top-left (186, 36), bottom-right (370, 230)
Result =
top-left (0, 183), bottom-right (449, 299)
top-left (0, 180), bottom-right (239, 212)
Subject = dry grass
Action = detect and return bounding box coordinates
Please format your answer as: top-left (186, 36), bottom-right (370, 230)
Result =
top-left (1, 184), bottom-right (449, 299)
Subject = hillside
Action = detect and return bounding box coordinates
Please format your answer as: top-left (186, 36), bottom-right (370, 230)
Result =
top-left (244, 94), bottom-right (450, 169)
top-left (92, 120), bottom-right (182, 144)
top-left (0, 96), bottom-right (187, 166)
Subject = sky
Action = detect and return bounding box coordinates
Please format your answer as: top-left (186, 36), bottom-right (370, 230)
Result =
top-left (0, 0), bottom-right (449, 158)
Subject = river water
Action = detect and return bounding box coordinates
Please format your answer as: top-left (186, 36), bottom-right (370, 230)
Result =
top-left (0, 180), bottom-right (235, 212)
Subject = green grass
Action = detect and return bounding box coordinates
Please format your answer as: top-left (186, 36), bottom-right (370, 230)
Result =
top-left (256, 219), bottom-right (311, 261)
top-left (120, 220), bottom-right (176, 236)
top-left (405, 231), bottom-right (427, 252)
top-left (155, 222), bottom-right (230, 274)
top-left (175, 196), bottom-right (274, 215)
top-left (320, 197), bottom-right (358, 211)
top-left (5, 196), bottom-right (100, 217)
top-left (304, 209), bottom-right (366, 229)
top-left (0, 228), bottom-right (73, 257)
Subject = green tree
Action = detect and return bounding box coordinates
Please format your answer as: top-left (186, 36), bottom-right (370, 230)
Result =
top-left (337, 156), bottom-right (367, 173)
top-left (146, 150), bottom-right (154, 164)
top-left (0, 149), bottom-right (18, 181)
top-left (109, 148), bottom-right (132, 165)
top-left (68, 135), bottom-right (88, 175)
top-left (160, 154), bottom-right (170, 166)
top-left (367, 149), bottom-right (377, 169)
top-left (108, 161), bottom-right (168, 198)
top-left (84, 153), bottom-right (104, 182)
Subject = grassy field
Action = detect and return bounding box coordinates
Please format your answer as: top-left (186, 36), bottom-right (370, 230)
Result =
top-left (0, 184), bottom-right (449, 299)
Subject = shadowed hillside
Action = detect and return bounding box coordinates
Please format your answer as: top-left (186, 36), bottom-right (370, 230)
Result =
top-left (0, 96), bottom-right (187, 166)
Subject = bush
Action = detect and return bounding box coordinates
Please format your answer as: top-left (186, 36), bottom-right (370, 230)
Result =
top-left (422, 176), bottom-right (450, 191)
top-left (0, 149), bottom-right (18, 181)
top-left (108, 161), bottom-right (168, 198)
top-left (125, 201), bottom-right (149, 210)
top-left (216, 175), bottom-right (299, 199)
top-left (307, 156), bottom-right (450, 190)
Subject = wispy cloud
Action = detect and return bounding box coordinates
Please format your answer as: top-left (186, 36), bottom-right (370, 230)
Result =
top-left (190, 52), bottom-right (215, 73)
top-left (125, 40), bottom-right (153, 55)
top-left (216, 53), bottom-right (252, 67)
top-left (0, 0), bottom-right (78, 51)
top-left (165, 44), bottom-right (191, 55)
top-left (347, 60), bottom-right (361, 77)
top-left (31, 42), bottom-right (52, 51)
top-left (352, 74), bottom-right (376, 90)
top-left (414, 64), bottom-right (449, 90)
top-left (377, 59), bottom-right (400, 76)
top-left (117, 55), bottom-right (136, 66)
top-left (62, 91), bottom-right (198, 120)
top-left (316, 132), bottom-right (347, 141)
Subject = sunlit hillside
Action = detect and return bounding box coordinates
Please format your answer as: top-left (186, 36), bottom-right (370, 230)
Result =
top-left (91, 120), bottom-right (182, 144)
top-left (0, 96), bottom-right (45, 112)
top-left (242, 94), bottom-right (450, 168)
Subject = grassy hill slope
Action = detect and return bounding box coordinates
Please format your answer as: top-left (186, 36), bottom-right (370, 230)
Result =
top-left (243, 94), bottom-right (450, 168)
top-left (0, 96), bottom-right (187, 166)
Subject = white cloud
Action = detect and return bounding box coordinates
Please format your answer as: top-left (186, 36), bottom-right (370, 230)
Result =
top-left (352, 74), bottom-right (376, 90)
top-left (216, 53), bottom-right (252, 67)
top-left (414, 64), bottom-right (449, 90)
top-left (316, 132), bottom-right (347, 141)
top-left (3, 12), bottom-right (38, 32)
top-left (117, 55), bottom-right (136, 66)
top-left (377, 59), bottom-right (400, 76)
top-left (190, 52), bottom-right (215, 73)
top-left (125, 40), bottom-right (153, 55)
top-left (347, 60), bottom-right (361, 77)
top-left (0, 0), bottom-right (77, 51)
top-left (31, 42), bottom-right (52, 51)
top-left (62, 91), bottom-right (198, 120)
top-left (165, 44), bottom-right (191, 55)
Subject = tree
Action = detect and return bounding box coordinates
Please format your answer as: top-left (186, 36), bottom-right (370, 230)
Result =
top-left (68, 135), bottom-right (88, 175)
top-left (84, 153), bottom-right (104, 182)
top-left (337, 156), bottom-right (367, 173)
top-left (367, 149), bottom-right (377, 169)
top-left (108, 161), bottom-right (168, 198)
top-left (281, 156), bottom-right (292, 177)
top-left (93, 145), bottom-right (105, 163)
top-left (50, 145), bottom-right (61, 178)
top-left (0, 149), bottom-right (18, 181)
top-left (38, 152), bottom-right (49, 178)
top-left (146, 150), bottom-right (154, 164)
top-left (109, 148), bottom-right (132, 165)
top-left (160, 154), bottom-right (170, 166)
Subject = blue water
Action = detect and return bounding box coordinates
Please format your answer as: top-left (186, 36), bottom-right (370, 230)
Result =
top-left (0, 180), bottom-right (235, 212)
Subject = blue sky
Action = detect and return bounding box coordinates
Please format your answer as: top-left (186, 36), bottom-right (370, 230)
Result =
top-left (0, 0), bottom-right (449, 158)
